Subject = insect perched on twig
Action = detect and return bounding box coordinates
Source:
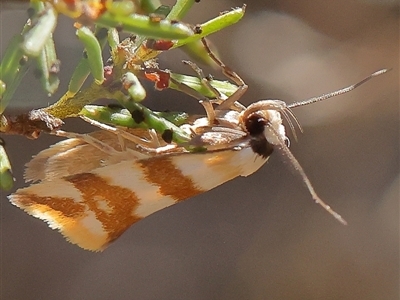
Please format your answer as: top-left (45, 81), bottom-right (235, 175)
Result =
top-left (8, 38), bottom-right (388, 251)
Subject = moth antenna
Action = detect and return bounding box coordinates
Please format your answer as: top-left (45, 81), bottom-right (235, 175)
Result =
top-left (267, 124), bottom-right (348, 225)
top-left (287, 69), bottom-right (390, 109)
top-left (242, 100), bottom-right (287, 123)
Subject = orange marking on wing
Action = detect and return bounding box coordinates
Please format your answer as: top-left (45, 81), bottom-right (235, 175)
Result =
top-left (13, 194), bottom-right (85, 218)
top-left (66, 173), bottom-right (142, 245)
top-left (10, 193), bottom-right (106, 250)
top-left (138, 156), bottom-right (204, 201)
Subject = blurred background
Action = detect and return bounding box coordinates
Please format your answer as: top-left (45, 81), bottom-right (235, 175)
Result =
top-left (1, 0), bottom-right (399, 299)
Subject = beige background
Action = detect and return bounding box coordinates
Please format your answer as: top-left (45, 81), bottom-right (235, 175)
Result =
top-left (1, 1), bottom-right (399, 299)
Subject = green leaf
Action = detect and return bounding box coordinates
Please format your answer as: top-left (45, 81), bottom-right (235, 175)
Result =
top-left (22, 4), bottom-right (57, 57)
top-left (76, 26), bottom-right (105, 84)
top-left (174, 5), bottom-right (246, 48)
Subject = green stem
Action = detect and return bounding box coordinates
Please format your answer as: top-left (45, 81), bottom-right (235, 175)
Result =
top-left (167, 0), bottom-right (196, 20)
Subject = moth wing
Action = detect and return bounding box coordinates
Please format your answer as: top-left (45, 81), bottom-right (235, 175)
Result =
top-left (24, 131), bottom-right (148, 182)
top-left (10, 146), bottom-right (266, 251)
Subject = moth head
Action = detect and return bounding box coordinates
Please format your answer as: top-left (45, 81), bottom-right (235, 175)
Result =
top-left (239, 100), bottom-right (288, 158)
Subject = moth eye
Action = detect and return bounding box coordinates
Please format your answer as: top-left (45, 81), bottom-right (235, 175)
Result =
top-left (245, 113), bottom-right (267, 136)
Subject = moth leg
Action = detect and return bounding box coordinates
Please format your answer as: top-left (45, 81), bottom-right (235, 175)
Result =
top-left (54, 130), bottom-right (121, 155)
top-left (182, 60), bottom-right (223, 102)
top-left (116, 131), bottom-right (126, 151)
top-left (168, 75), bottom-right (205, 99)
top-left (175, 60), bottom-right (218, 124)
top-left (199, 100), bottom-right (216, 123)
top-left (79, 115), bottom-right (158, 149)
top-left (148, 129), bottom-right (161, 147)
top-left (167, 75), bottom-right (217, 124)
top-left (200, 38), bottom-right (248, 111)
top-left (167, 75), bottom-right (224, 108)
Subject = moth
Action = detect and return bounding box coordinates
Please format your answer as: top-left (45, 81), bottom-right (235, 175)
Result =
top-left (9, 40), bottom-right (387, 251)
